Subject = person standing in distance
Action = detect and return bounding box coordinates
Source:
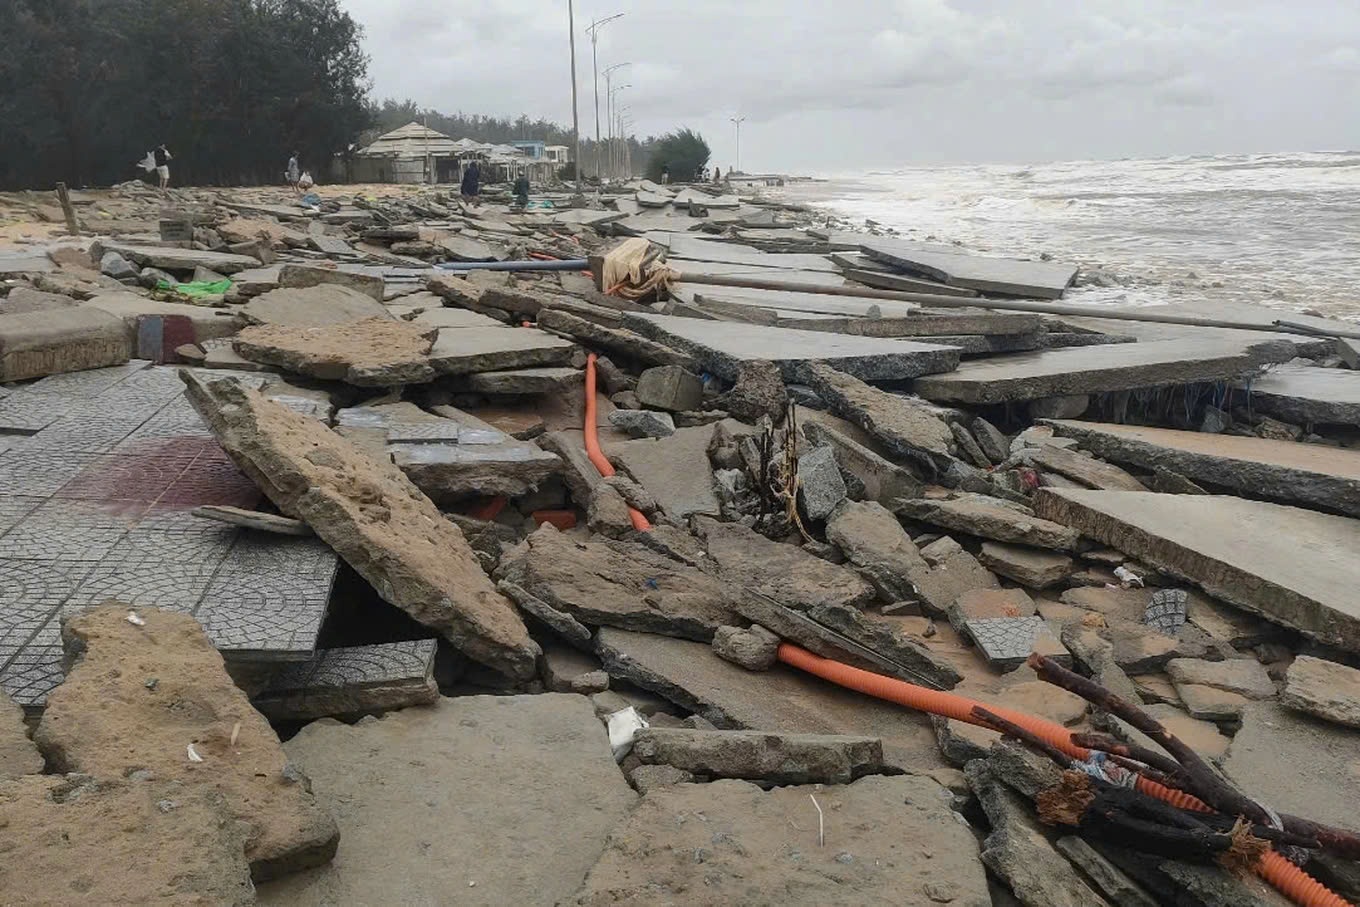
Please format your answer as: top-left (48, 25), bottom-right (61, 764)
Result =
top-left (286, 151), bottom-right (301, 193)
top-left (154, 144), bottom-right (173, 189)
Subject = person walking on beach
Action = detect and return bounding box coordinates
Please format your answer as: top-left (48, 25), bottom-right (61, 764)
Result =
top-left (153, 144), bottom-right (173, 189)
top-left (286, 151), bottom-right (301, 193)
top-left (460, 160), bottom-right (481, 206)
top-left (660, 165), bottom-right (670, 185)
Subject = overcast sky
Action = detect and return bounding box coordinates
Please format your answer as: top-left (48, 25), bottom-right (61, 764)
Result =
top-left (342, 0), bottom-right (1360, 173)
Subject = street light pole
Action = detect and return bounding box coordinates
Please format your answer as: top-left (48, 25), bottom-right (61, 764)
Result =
top-left (611, 87), bottom-right (631, 181)
top-left (603, 62), bottom-right (630, 183)
top-left (730, 115), bottom-right (746, 174)
top-left (586, 13), bottom-right (624, 183)
top-left (567, 0), bottom-right (582, 194)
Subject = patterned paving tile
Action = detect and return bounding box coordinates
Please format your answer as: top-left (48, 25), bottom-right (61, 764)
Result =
top-left (260, 640), bottom-right (438, 694)
top-left (64, 562), bottom-right (223, 615)
top-left (964, 616), bottom-right (1070, 670)
top-left (0, 450), bottom-right (101, 496)
top-left (0, 500), bottom-right (139, 562)
top-left (0, 495), bottom-right (46, 536)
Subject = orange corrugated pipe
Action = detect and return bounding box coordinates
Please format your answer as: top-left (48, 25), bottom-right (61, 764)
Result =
top-left (776, 643), bottom-right (1349, 907)
top-left (584, 354), bottom-right (650, 532)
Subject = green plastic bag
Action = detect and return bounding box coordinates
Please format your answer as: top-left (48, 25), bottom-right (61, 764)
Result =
top-left (158, 279), bottom-right (232, 298)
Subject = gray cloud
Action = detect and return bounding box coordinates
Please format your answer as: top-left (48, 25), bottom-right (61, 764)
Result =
top-left (342, 0), bottom-right (1360, 170)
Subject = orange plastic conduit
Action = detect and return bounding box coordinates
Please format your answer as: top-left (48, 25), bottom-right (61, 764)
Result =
top-left (776, 643), bottom-right (1349, 907)
top-left (584, 354), bottom-right (651, 532)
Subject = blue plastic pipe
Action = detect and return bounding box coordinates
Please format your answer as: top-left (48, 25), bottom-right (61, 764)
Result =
top-left (435, 259), bottom-right (589, 272)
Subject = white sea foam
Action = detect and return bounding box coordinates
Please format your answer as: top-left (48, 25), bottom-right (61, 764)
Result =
top-left (778, 152), bottom-right (1360, 320)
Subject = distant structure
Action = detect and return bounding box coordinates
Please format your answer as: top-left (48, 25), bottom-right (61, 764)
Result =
top-left (348, 122), bottom-right (559, 186)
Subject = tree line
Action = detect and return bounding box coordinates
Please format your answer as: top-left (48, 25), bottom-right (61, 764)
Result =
top-left (0, 0), bottom-right (706, 190)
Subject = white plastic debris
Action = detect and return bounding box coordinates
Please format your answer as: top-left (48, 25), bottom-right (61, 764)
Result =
top-left (126, 610), bottom-right (146, 627)
top-left (606, 706), bottom-right (648, 762)
top-left (186, 744), bottom-right (204, 763)
top-left (1114, 566), bottom-right (1145, 588)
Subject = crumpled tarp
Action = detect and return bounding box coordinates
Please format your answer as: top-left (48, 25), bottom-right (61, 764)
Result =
top-left (602, 237), bottom-right (679, 301)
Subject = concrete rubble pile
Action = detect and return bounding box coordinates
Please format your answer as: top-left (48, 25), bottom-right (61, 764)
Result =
top-left (3, 179), bottom-right (1360, 906)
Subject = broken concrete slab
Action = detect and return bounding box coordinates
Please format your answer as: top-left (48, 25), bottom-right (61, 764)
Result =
top-left (0, 689), bottom-right (42, 777)
top-left (631, 728), bottom-right (887, 785)
top-left (257, 694), bottom-right (634, 907)
top-left (390, 431), bottom-right (562, 504)
top-left (635, 363), bottom-right (704, 411)
top-left (1281, 655), bottom-right (1360, 729)
top-left (802, 418), bottom-right (924, 503)
top-left (0, 287), bottom-right (82, 315)
top-left (825, 499), bottom-right (933, 602)
top-left (949, 588), bottom-right (1037, 628)
top-left (625, 311), bottom-right (961, 383)
top-left (251, 639), bottom-right (439, 722)
top-left (696, 516), bottom-right (876, 610)
top-left (36, 607), bottom-right (338, 881)
top-left (797, 444), bottom-right (847, 519)
top-left (456, 365), bottom-right (581, 396)
top-left (234, 318), bottom-right (437, 386)
top-left (540, 642), bottom-right (610, 694)
top-left (1046, 419), bottom-right (1360, 518)
top-left (593, 628), bottom-right (947, 771)
top-left (567, 774), bottom-right (988, 906)
top-left (538, 430), bottom-right (603, 504)
top-left (965, 761), bottom-right (1111, 906)
top-left (537, 308), bottom-right (697, 369)
top-left (1028, 444), bottom-right (1147, 492)
top-left (1223, 701), bottom-right (1360, 835)
top-left (807, 600), bottom-right (963, 688)
top-left (496, 525), bottom-right (739, 641)
top-left (897, 494), bottom-right (1082, 550)
top-left (965, 616), bottom-right (1070, 670)
top-left (97, 242), bottom-right (261, 274)
top-left (607, 423), bottom-right (723, 519)
top-left (0, 307), bottom-right (131, 381)
top-left (806, 362), bottom-right (956, 472)
top-left (608, 408), bottom-right (675, 439)
top-left (427, 325), bottom-right (575, 376)
top-left (242, 285), bottom-right (391, 327)
top-left (0, 773), bottom-right (256, 906)
top-left (276, 264), bottom-right (385, 302)
top-left (1035, 489), bottom-right (1360, 653)
top-left (182, 373), bottom-right (539, 681)
top-left (1242, 363), bottom-right (1360, 426)
top-left (978, 542), bottom-right (1074, 589)
top-left (586, 482), bottom-right (633, 538)
top-left (1174, 683), bottom-right (1248, 721)
top-left (914, 339), bottom-right (1295, 404)
top-left (1166, 657), bottom-right (1276, 699)
top-left (861, 238), bottom-right (1078, 299)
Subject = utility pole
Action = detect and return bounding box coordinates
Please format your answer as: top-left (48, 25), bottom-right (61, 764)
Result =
top-left (568, 0), bottom-right (582, 195)
top-left (730, 115), bottom-right (746, 174)
top-left (586, 13), bottom-right (623, 182)
top-left (603, 62), bottom-right (630, 183)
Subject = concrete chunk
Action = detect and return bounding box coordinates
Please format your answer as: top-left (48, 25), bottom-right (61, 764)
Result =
top-left (1046, 418), bottom-right (1360, 518)
top-left (182, 373), bottom-right (539, 680)
top-left (1035, 488), bottom-right (1360, 652)
top-left (251, 640), bottom-right (439, 722)
top-left (862, 238), bottom-right (1078, 299)
top-left (897, 494), bottom-right (1082, 550)
top-left (242, 285), bottom-right (392, 326)
top-left (915, 339), bottom-right (1295, 404)
top-left (608, 424), bottom-right (723, 519)
top-left (278, 263), bottom-right (384, 301)
top-left (99, 242), bottom-right (261, 275)
top-left (1281, 655), bottom-right (1360, 728)
top-left (711, 625), bottom-right (779, 670)
top-left (978, 541), bottom-right (1074, 589)
top-left (632, 728), bottom-right (887, 784)
top-left (635, 364), bottom-right (704, 411)
top-left (427, 325), bottom-right (575, 376)
top-left (0, 307), bottom-right (131, 381)
top-left (234, 318), bottom-right (437, 386)
top-left (805, 362), bottom-right (956, 471)
top-left (36, 607), bottom-right (338, 881)
top-left (797, 444), bottom-right (847, 519)
top-left (256, 695), bottom-right (635, 907)
top-left (1028, 444), bottom-right (1146, 491)
top-left (803, 418), bottom-right (925, 503)
top-left (0, 287), bottom-right (81, 314)
top-left (1241, 362), bottom-right (1360, 426)
top-left (1167, 657), bottom-right (1276, 699)
top-left (608, 408), bottom-right (676, 439)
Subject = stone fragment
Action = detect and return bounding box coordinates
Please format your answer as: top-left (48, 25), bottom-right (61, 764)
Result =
top-left (251, 640), bottom-right (439, 722)
top-left (627, 763), bottom-right (694, 794)
top-left (541, 643), bottom-right (610, 694)
top-left (1029, 444), bottom-right (1146, 492)
top-left (256, 695), bottom-right (635, 907)
top-left (586, 482), bottom-right (634, 539)
top-left (182, 373), bottom-right (539, 680)
top-left (1174, 683), bottom-right (1248, 721)
top-left (897, 494), bottom-right (1082, 550)
top-left (496, 525), bottom-right (739, 641)
top-left (965, 762), bottom-right (1111, 907)
top-left (100, 250), bottom-right (138, 279)
top-left (601, 474), bottom-right (657, 514)
top-left (243, 285), bottom-right (390, 326)
top-left (277, 263), bottom-right (384, 301)
top-left (1166, 657), bottom-right (1276, 699)
top-left (498, 580), bottom-right (594, 648)
top-left (0, 286), bottom-right (81, 314)
top-left (192, 505), bottom-right (312, 536)
top-left (0, 690), bottom-right (42, 778)
top-left (538, 430), bottom-right (602, 504)
top-left (970, 417), bottom-right (1011, 464)
top-left (1054, 837), bottom-right (1159, 907)
top-left (0, 306), bottom-right (131, 381)
top-left (635, 364), bottom-right (704, 412)
top-left (808, 601), bottom-right (962, 688)
top-left (234, 318), bottom-right (437, 386)
top-left (99, 242), bottom-right (262, 274)
top-left (797, 444), bottom-right (847, 520)
top-left (609, 423), bottom-right (723, 518)
top-left (538, 307), bottom-right (697, 369)
top-left (1281, 655), bottom-right (1360, 728)
top-left (802, 418), bottom-right (925, 503)
top-left (696, 516), bottom-right (875, 610)
top-left (632, 728), bottom-right (887, 785)
top-left (711, 624), bottom-right (780, 671)
top-left (825, 499), bottom-right (931, 603)
top-left (0, 774), bottom-right (256, 906)
top-left (950, 420), bottom-right (992, 468)
top-left (608, 408), bottom-right (675, 438)
top-left (35, 607), bottom-right (338, 881)
top-left (978, 542), bottom-right (1074, 589)
top-left (722, 358), bottom-right (787, 422)
top-left (566, 775), bottom-right (988, 906)
top-left (427, 325), bottom-right (575, 376)
top-left (805, 362), bottom-right (956, 473)
top-left (457, 365), bottom-right (582, 396)
top-left (949, 588), bottom-right (1037, 630)
top-left (593, 629), bottom-right (947, 771)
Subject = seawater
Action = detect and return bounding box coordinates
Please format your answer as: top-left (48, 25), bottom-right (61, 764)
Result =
top-left (779, 152), bottom-right (1360, 321)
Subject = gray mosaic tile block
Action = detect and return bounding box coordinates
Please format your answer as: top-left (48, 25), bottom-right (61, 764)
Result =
top-left (1, 643), bottom-right (64, 707)
top-left (0, 450), bottom-right (100, 496)
top-left (102, 522), bottom-right (238, 565)
top-left (964, 615), bottom-right (1069, 670)
top-left (0, 559), bottom-right (95, 612)
top-left (0, 396), bottom-right (67, 433)
top-left (196, 565), bottom-right (336, 656)
top-left (0, 500), bottom-right (139, 562)
top-left (16, 361), bottom-right (152, 399)
top-left (53, 453), bottom-right (195, 504)
top-left (0, 606), bottom-right (56, 657)
top-left (1144, 588), bottom-right (1189, 637)
top-left (260, 640), bottom-right (439, 694)
top-left (0, 495), bottom-right (45, 536)
top-left (63, 562), bottom-right (223, 616)
top-left (387, 422), bottom-right (462, 443)
top-left (218, 533), bottom-right (339, 578)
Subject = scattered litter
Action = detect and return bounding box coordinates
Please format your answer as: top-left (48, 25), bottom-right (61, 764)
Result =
top-left (186, 744), bottom-right (203, 763)
top-left (1113, 565), bottom-right (1145, 588)
top-left (126, 611), bottom-right (146, 627)
top-left (606, 707), bottom-right (648, 762)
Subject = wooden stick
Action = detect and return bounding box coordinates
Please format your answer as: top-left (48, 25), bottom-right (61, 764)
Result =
top-left (1069, 731), bottom-right (1186, 778)
top-left (55, 182), bottom-right (79, 237)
